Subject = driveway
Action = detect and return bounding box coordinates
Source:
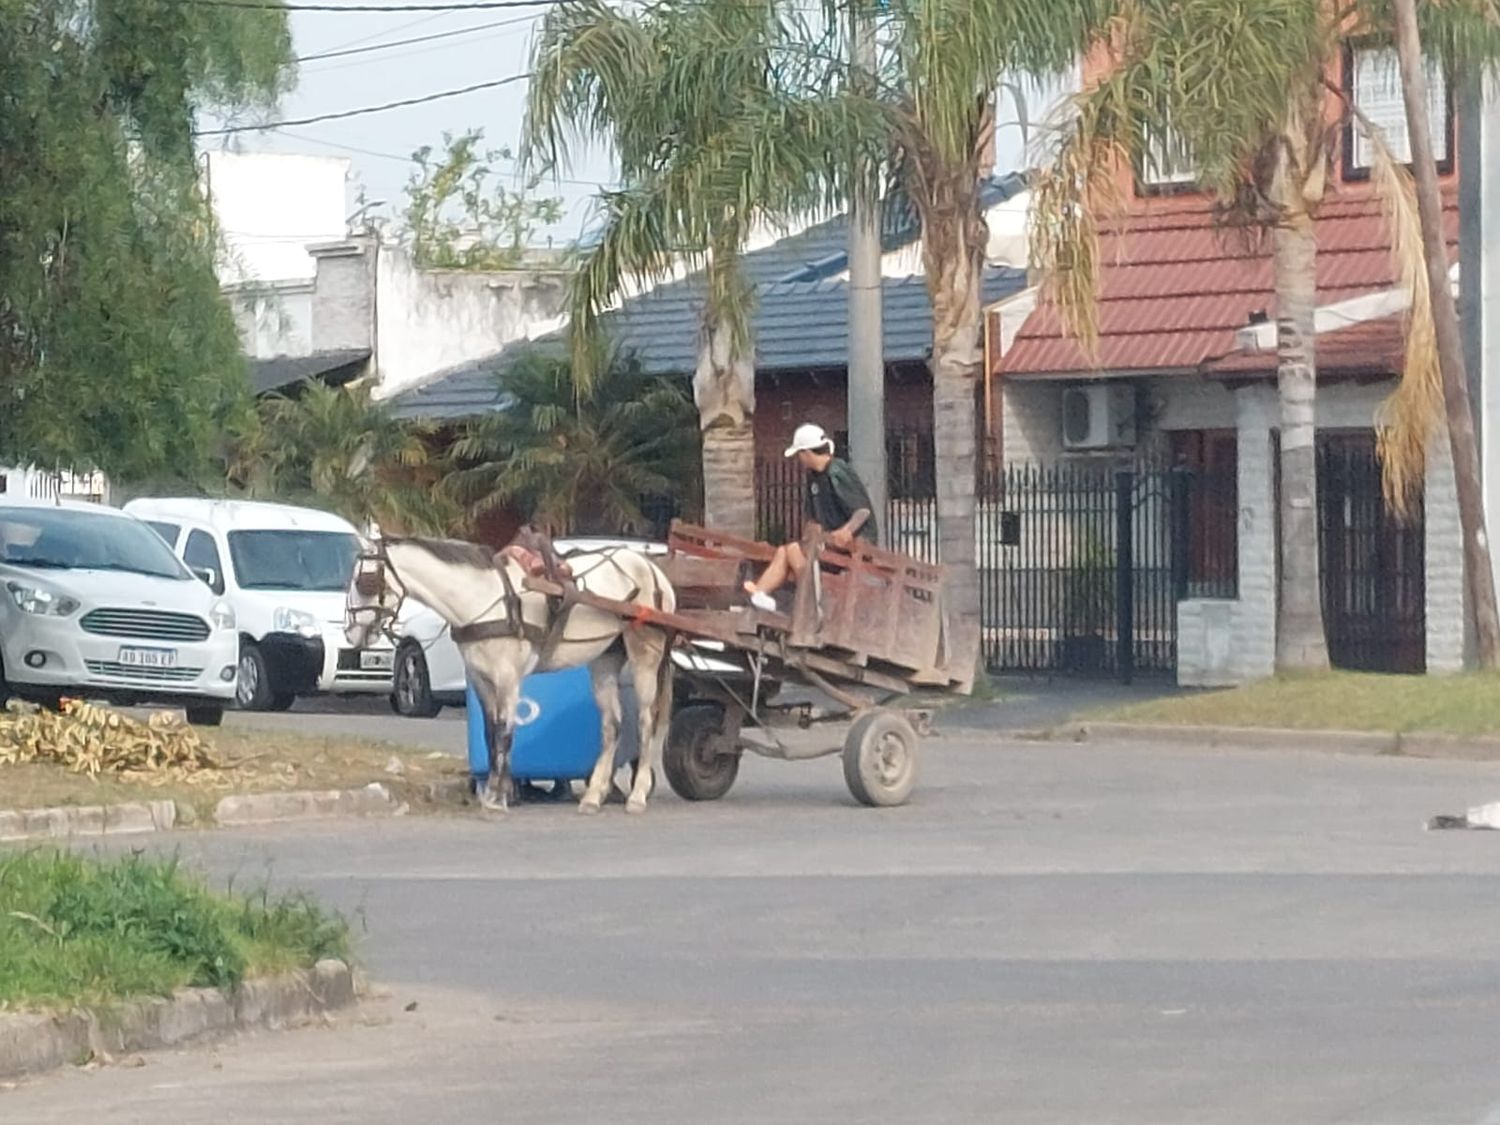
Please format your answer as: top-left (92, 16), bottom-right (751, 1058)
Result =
top-left (8, 735), bottom-right (1500, 1124)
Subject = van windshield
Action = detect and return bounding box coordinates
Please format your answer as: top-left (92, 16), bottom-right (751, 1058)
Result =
top-left (0, 507), bottom-right (189, 580)
top-left (227, 530), bottom-right (359, 592)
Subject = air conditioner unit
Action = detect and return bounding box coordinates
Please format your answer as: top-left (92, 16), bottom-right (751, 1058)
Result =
top-left (1061, 384), bottom-right (1136, 450)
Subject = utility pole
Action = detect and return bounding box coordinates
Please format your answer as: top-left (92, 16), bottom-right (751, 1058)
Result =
top-left (1392, 0), bottom-right (1500, 666)
top-left (847, 0), bottom-right (887, 542)
top-left (1459, 68), bottom-right (1500, 610)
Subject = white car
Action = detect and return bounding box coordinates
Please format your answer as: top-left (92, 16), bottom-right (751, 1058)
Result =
top-left (388, 536), bottom-right (744, 718)
top-left (0, 498), bottom-right (239, 725)
top-left (124, 498), bottom-right (394, 711)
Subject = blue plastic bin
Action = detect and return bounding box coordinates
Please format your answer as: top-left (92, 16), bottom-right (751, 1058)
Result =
top-left (465, 666), bottom-right (639, 783)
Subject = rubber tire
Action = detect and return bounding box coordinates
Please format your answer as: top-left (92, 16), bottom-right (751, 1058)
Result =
top-left (268, 693), bottom-right (296, 712)
top-left (235, 642), bottom-right (274, 710)
top-left (662, 702), bottom-right (740, 802)
top-left (842, 710), bottom-right (919, 808)
top-left (185, 704), bottom-right (225, 727)
top-left (390, 642), bottom-right (441, 718)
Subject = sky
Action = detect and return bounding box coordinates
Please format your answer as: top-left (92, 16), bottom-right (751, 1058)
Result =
top-left (197, 1), bottom-right (1072, 247)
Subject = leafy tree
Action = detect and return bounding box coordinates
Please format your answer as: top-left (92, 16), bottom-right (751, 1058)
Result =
top-left (448, 342), bottom-right (699, 537)
top-left (399, 129), bottom-right (566, 271)
top-left (228, 381), bottom-right (456, 535)
top-left (0, 0), bottom-right (293, 482)
top-left (523, 0), bottom-right (862, 538)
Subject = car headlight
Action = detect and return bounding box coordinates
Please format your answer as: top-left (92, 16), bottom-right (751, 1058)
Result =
top-left (273, 606), bottom-right (320, 638)
top-left (6, 582), bottom-right (80, 617)
top-left (210, 599), bottom-right (236, 631)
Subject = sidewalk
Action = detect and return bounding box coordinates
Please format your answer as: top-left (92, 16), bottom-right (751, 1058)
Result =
top-left (945, 675), bottom-right (1182, 735)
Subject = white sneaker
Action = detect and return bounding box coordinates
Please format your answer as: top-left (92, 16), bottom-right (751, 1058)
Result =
top-left (748, 590), bottom-right (777, 613)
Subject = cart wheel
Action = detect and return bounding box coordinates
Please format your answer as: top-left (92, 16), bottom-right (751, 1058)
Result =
top-left (842, 710), bottom-right (919, 808)
top-left (663, 703), bottom-right (740, 802)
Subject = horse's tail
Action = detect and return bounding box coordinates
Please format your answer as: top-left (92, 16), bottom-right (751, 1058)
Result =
top-left (651, 628), bottom-right (676, 747)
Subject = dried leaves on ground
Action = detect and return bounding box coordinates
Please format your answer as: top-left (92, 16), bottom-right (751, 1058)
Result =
top-left (0, 699), bottom-right (223, 781)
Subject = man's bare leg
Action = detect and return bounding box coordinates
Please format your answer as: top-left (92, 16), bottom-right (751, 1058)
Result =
top-left (744, 543), bottom-right (806, 609)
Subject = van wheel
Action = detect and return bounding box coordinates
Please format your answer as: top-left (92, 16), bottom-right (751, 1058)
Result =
top-left (236, 643), bottom-right (274, 711)
top-left (390, 642), bottom-right (440, 718)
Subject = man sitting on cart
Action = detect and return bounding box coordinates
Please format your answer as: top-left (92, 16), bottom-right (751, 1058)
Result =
top-left (744, 422), bottom-right (877, 612)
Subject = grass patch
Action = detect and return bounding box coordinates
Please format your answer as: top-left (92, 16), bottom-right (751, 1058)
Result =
top-left (0, 849), bottom-right (349, 1011)
top-left (0, 727), bottom-right (468, 818)
top-left (1096, 671), bottom-right (1500, 736)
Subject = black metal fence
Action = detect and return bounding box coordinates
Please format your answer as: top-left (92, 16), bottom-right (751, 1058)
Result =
top-left (756, 455), bottom-right (1238, 679)
top-left (1317, 438), bottom-right (1425, 673)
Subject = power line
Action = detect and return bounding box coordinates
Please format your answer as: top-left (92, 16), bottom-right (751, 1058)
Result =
top-left (183, 0), bottom-right (561, 11)
top-left (194, 73), bottom-right (531, 134)
top-left (268, 128), bottom-right (619, 187)
top-left (314, 9), bottom-right (452, 54)
top-left (296, 14), bottom-right (533, 61)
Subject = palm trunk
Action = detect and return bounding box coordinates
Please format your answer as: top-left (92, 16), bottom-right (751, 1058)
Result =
top-left (923, 201), bottom-right (984, 692)
top-left (694, 312), bottom-right (757, 539)
top-left (1391, 0), bottom-right (1500, 667)
top-left (1272, 209), bottom-right (1331, 670)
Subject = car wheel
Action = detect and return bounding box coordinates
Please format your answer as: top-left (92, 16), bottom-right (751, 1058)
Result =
top-left (391, 642), bottom-right (441, 718)
top-left (185, 704), bottom-right (225, 727)
top-left (235, 643), bottom-right (274, 711)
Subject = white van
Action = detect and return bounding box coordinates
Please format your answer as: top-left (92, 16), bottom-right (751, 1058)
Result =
top-left (123, 498), bottom-right (393, 711)
top-left (0, 498), bottom-right (238, 724)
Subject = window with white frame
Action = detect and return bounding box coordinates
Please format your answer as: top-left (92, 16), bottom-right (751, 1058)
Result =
top-left (1345, 43), bottom-right (1451, 175)
top-left (1139, 120), bottom-right (1197, 190)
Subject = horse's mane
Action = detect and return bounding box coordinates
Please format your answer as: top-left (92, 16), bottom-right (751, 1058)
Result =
top-left (386, 536), bottom-right (496, 570)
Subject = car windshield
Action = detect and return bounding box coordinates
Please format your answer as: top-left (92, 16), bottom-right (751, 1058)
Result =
top-left (0, 507), bottom-right (189, 580)
top-left (227, 530), bottom-right (359, 592)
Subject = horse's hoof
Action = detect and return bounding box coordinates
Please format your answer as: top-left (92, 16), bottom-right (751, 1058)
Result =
top-left (625, 797), bottom-right (647, 815)
top-left (479, 791), bottom-right (509, 814)
top-left (577, 798), bottom-right (602, 816)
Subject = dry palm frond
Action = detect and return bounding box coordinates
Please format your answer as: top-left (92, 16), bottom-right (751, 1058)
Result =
top-left (0, 699), bottom-right (224, 781)
top-left (1362, 109), bottom-right (1443, 522)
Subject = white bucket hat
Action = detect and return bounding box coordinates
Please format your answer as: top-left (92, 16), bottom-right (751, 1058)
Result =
top-left (784, 422), bottom-right (834, 458)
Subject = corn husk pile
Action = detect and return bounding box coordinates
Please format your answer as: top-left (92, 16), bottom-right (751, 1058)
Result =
top-left (0, 698), bottom-right (225, 781)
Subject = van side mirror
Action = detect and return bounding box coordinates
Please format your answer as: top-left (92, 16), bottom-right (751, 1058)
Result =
top-left (192, 566), bottom-right (221, 593)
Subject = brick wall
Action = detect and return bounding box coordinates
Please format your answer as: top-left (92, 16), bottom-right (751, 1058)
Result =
top-left (754, 365), bottom-right (932, 458)
top-left (1425, 438), bottom-right (1467, 673)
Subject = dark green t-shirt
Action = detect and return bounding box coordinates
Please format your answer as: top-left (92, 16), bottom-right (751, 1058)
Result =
top-left (805, 458), bottom-right (877, 543)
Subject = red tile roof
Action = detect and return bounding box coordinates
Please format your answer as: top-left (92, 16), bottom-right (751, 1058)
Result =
top-left (1001, 185), bottom-right (1457, 378)
top-left (1204, 312), bottom-right (1406, 377)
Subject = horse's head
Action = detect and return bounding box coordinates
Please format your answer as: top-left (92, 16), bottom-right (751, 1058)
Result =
top-left (344, 537), bottom-right (405, 649)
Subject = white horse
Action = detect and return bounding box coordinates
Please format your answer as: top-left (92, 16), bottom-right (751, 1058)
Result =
top-left (344, 536), bottom-right (676, 814)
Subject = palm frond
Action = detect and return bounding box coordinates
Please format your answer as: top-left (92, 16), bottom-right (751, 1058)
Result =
top-left (1362, 112), bottom-right (1443, 521)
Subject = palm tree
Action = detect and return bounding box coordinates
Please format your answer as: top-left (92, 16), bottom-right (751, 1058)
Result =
top-left (854, 0), bottom-right (1108, 685)
top-left (524, 0), bottom-right (860, 539)
top-left (448, 343), bottom-right (699, 537)
top-left (1027, 0), bottom-right (1443, 672)
top-left (229, 381), bottom-right (453, 535)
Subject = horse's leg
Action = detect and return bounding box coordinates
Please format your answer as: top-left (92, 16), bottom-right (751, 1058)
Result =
top-left (477, 648), bottom-right (523, 813)
top-left (623, 629), bottom-right (670, 814)
top-left (579, 650), bottom-right (625, 815)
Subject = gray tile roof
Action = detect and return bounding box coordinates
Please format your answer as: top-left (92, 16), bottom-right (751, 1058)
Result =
top-left (250, 349), bottom-right (369, 396)
top-left (391, 173), bottom-right (1030, 421)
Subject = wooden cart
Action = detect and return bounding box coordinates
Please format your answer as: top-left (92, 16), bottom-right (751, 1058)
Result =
top-left (523, 521), bottom-right (966, 806)
top-left (636, 522), bottom-right (969, 806)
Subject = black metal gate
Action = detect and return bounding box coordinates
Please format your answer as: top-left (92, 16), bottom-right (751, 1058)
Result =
top-left (1317, 436), bottom-right (1425, 673)
top-left (756, 455), bottom-right (1236, 679)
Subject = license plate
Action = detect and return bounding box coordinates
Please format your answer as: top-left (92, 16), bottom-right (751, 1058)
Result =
top-left (359, 650), bottom-right (394, 672)
top-left (118, 646), bottom-right (177, 669)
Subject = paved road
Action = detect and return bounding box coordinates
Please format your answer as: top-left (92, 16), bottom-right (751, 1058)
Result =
top-left (220, 674), bottom-right (1178, 752)
top-left (10, 735), bottom-right (1500, 1124)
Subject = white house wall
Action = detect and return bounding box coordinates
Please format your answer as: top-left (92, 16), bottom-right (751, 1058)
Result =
top-left (371, 246), bottom-right (570, 400)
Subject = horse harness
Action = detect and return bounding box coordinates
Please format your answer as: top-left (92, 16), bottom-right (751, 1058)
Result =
top-left (360, 537), bottom-right (667, 661)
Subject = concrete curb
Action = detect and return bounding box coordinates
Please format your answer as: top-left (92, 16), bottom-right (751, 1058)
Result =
top-left (0, 800), bottom-right (177, 844)
top-left (0, 781), bottom-right (433, 844)
top-left (0, 959), bottom-right (360, 1082)
top-left (1052, 722), bottom-right (1500, 761)
top-left (212, 782), bottom-right (405, 827)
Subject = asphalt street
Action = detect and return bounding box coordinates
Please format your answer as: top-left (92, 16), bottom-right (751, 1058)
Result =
top-left (8, 715), bottom-right (1500, 1123)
